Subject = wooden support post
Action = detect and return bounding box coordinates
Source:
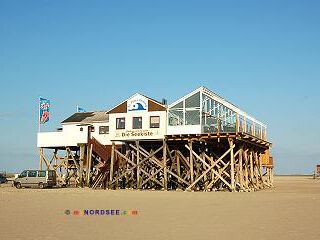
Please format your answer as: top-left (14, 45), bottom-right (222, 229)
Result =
top-left (254, 151), bottom-right (260, 188)
top-left (176, 150), bottom-right (181, 186)
top-left (86, 144), bottom-right (93, 187)
top-left (53, 149), bottom-right (58, 167)
top-left (39, 148), bottom-right (43, 170)
top-left (110, 142), bottom-right (115, 183)
top-left (136, 141), bottom-right (140, 189)
top-left (253, 151), bottom-right (261, 189)
top-left (257, 152), bottom-right (264, 186)
top-left (244, 150), bottom-right (249, 190)
top-left (229, 139), bottom-right (235, 191)
top-left (250, 151), bottom-right (254, 185)
top-left (239, 147), bottom-right (244, 190)
top-left (189, 140), bottom-right (194, 185)
top-left (163, 139), bottom-right (168, 190)
top-left (201, 152), bottom-right (208, 190)
top-left (65, 150), bottom-right (69, 185)
top-left (79, 144), bottom-right (86, 187)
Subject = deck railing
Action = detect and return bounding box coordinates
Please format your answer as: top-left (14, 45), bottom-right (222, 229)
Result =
top-left (201, 113), bottom-right (267, 141)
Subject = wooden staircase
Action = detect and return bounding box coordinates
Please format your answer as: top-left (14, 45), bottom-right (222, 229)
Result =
top-left (88, 137), bottom-right (112, 163)
top-left (88, 138), bottom-right (120, 189)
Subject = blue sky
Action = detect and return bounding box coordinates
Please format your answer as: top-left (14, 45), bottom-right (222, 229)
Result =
top-left (1, 0), bottom-right (319, 174)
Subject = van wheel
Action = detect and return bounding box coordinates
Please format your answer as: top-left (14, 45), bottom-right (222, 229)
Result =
top-left (39, 183), bottom-right (44, 189)
top-left (15, 183), bottom-right (21, 189)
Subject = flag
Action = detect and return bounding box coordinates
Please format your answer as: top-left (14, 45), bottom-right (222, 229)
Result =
top-left (39, 97), bottom-right (50, 124)
top-left (77, 106), bottom-right (86, 113)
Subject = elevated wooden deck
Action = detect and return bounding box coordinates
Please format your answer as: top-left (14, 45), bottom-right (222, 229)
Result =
top-left (165, 132), bottom-right (271, 149)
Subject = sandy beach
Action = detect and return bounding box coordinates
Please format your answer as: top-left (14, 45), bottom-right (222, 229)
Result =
top-left (0, 176), bottom-right (319, 240)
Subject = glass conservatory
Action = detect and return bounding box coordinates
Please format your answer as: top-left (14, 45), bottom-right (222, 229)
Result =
top-left (167, 87), bottom-right (267, 140)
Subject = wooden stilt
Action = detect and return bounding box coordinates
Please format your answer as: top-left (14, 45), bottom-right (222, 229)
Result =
top-left (189, 140), bottom-right (194, 186)
top-left (79, 144), bottom-right (86, 187)
top-left (86, 144), bottom-right (93, 187)
top-left (239, 147), bottom-right (244, 190)
top-left (229, 139), bottom-right (235, 191)
top-left (163, 139), bottom-right (168, 190)
top-left (110, 142), bottom-right (115, 183)
top-left (39, 148), bottom-right (43, 170)
top-left (176, 150), bottom-right (181, 187)
top-left (249, 151), bottom-right (254, 188)
top-left (136, 141), bottom-right (140, 189)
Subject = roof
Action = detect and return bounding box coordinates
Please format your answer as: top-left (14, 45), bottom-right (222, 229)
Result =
top-left (61, 111), bottom-right (109, 124)
top-left (107, 93), bottom-right (166, 114)
top-left (169, 86), bottom-right (266, 127)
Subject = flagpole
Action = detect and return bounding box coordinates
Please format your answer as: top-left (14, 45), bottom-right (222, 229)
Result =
top-left (38, 96), bottom-right (41, 133)
top-left (77, 105), bottom-right (79, 113)
top-left (38, 96), bottom-right (42, 170)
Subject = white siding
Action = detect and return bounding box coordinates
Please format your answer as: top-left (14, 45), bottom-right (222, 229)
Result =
top-left (37, 125), bottom-right (88, 148)
top-left (109, 111), bottom-right (166, 141)
top-left (167, 125), bottom-right (202, 135)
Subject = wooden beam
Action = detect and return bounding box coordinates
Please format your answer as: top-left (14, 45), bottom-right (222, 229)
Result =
top-left (109, 145), bottom-right (163, 186)
top-left (136, 141), bottom-right (140, 189)
top-left (186, 144), bottom-right (235, 191)
top-left (239, 147), bottom-right (244, 190)
top-left (110, 142), bottom-right (115, 182)
top-left (230, 141), bottom-right (235, 191)
top-left (86, 144), bottom-right (93, 187)
top-left (39, 148), bottom-right (43, 170)
top-left (79, 144), bottom-right (86, 187)
top-left (163, 139), bottom-right (168, 190)
top-left (189, 140), bottom-right (194, 184)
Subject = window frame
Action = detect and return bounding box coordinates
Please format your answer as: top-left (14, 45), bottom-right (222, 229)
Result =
top-left (132, 117), bottom-right (143, 129)
top-left (99, 126), bottom-right (109, 135)
top-left (150, 116), bottom-right (160, 128)
top-left (116, 117), bottom-right (126, 130)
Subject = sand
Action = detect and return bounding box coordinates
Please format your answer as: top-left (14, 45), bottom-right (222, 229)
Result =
top-left (0, 176), bottom-right (319, 240)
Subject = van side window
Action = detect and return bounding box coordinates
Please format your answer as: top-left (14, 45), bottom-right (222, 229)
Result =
top-left (20, 171), bottom-right (27, 177)
top-left (38, 171), bottom-right (46, 177)
top-left (28, 171), bottom-right (37, 177)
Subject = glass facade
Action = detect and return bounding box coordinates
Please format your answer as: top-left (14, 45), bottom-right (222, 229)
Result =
top-left (168, 88), bottom-right (267, 140)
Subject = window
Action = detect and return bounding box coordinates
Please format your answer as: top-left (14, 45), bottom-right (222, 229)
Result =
top-left (28, 170), bottom-right (37, 177)
top-left (133, 117), bottom-right (142, 129)
top-left (38, 171), bottom-right (46, 177)
top-left (150, 116), bottom-right (160, 128)
top-left (99, 126), bottom-right (109, 134)
top-left (116, 118), bottom-right (125, 129)
top-left (185, 110), bottom-right (200, 125)
top-left (20, 171), bottom-right (27, 178)
top-left (80, 127), bottom-right (83, 131)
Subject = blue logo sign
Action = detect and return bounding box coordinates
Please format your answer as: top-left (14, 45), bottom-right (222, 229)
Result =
top-left (127, 95), bottom-right (148, 112)
top-left (129, 103), bottom-right (147, 111)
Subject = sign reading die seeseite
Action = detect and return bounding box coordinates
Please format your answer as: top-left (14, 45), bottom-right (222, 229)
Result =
top-left (127, 95), bottom-right (148, 112)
